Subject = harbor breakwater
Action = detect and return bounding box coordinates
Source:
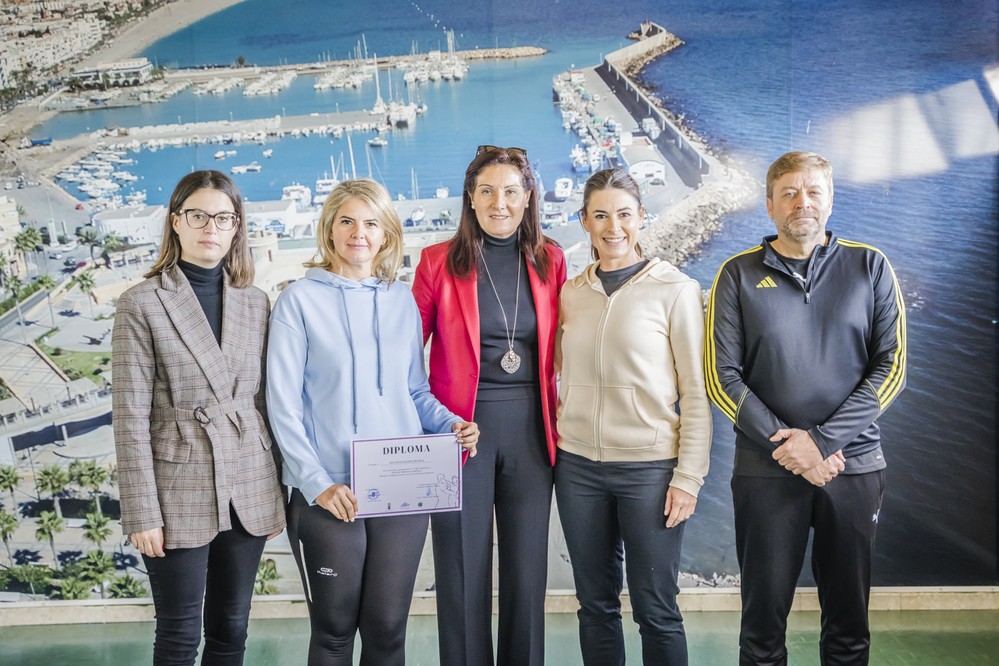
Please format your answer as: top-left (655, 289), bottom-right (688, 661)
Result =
top-left (597, 22), bottom-right (759, 266)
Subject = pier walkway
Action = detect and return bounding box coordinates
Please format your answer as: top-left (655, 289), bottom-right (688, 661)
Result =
top-left (562, 23), bottom-right (759, 264)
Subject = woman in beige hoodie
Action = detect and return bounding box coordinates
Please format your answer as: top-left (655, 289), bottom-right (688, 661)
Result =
top-left (555, 168), bottom-right (712, 665)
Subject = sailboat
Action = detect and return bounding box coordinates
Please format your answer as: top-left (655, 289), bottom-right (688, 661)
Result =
top-left (370, 55), bottom-right (386, 115)
top-left (314, 156), bottom-right (341, 205)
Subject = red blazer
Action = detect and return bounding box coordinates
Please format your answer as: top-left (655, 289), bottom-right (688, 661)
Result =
top-left (412, 240), bottom-right (567, 465)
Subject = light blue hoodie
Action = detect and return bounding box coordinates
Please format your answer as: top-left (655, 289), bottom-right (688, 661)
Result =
top-left (266, 267), bottom-right (461, 504)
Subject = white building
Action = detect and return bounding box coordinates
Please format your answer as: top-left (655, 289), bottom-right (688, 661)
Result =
top-left (621, 137), bottom-right (666, 185)
top-left (74, 56), bottom-right (152, 88)
top-left (0, 47), bottom-right (16, 90)
top-left (6, 17), bottom-right (103, 74)
top-left (244, 199), bottom-right (312, 238)
top-left (92, 204), bottom-right (165, 246)
top-left (0, 196), bottom-right (21, 277)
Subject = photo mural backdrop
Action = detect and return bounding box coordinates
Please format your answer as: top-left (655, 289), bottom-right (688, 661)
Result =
top-left (2, 0), bottom-right (996, 603)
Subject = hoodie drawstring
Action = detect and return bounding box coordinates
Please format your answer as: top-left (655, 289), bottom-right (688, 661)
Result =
top-left (374, 288), bottom-right (384, 396)
top-left (337, 282), bottom-right (384, 434)
top-left (337, 288), bottom-right (359, 434)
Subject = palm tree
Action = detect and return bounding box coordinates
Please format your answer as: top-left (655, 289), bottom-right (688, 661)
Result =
top-left (82, 511), bottom-right (111, 549)
top-left (102, 232), bottom-right (123, 254)
top-left (0, 464), bottom-right (20, 510)
top-left (108, 574), bottom-right (146, 598)
top-left (54, 575), bottom-right (90, 600)
top-left (69, 460), bottom-right (108, 515)
top-left (255, 558), bottom-right (281, 595)
top-left (13, 226), bottom-right (42, 275)
top-left (0, 509), bottom-right (18, 563)
top-left (101, 232), bottom-right (127, 276)
top-left (76, 549), bottom-right (115, 598)
top-left (9, 563), bottom-right (53, 598)
top-left (6, 274), bottom-right (29, 345)
top-left (76, 227), bottom-right (102, 259)
top-left (70, 269), bottom-right (98, 318)
top-left (36, 464), bottom-right (69, 519)
top-left (34, 273), bottom-right (58, 327)
top-left (35, 510), bottom-right (64, 567)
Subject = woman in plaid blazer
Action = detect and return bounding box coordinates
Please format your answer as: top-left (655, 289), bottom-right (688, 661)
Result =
top-left (112, 170), bottom-right (285, 665)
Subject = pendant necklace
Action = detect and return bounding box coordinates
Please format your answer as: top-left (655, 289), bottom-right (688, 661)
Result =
top-left (478, 247), bottom-right (522, 374)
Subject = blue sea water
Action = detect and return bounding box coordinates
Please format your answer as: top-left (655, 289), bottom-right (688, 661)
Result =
top-left (36, 0), bottom-right (998, 584)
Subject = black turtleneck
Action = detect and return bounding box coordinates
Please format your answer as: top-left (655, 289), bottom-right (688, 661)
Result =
top-left (476, 233), bottom-right (539, 394)
top-left (596, 258), bottom-right (649, 296)
top-left (178, 259), bottom-right (224, 346)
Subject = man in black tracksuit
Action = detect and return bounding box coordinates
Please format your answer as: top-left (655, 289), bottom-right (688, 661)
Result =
top-left (705, 151), bottom-right (906, 665)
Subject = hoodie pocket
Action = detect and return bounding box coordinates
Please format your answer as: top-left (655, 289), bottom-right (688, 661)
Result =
top-left (558, 385), bottom-right (593, 445)
top-left (598, 386), bottom-right (659, 450)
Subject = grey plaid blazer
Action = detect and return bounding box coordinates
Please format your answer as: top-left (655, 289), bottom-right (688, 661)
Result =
top-left (111, 265), bottom-right (285, 549)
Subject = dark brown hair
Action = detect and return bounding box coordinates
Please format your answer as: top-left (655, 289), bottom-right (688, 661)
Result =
top-left (446, 148), bottom-right (553, 281)
top-left (146, 170), bottom-right (253, 287)
top-left (581, 168), bottom-right (645, 261)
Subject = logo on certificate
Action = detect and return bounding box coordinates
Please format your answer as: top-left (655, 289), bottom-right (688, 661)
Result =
top-left (366, 489), bottom-right (381, 501)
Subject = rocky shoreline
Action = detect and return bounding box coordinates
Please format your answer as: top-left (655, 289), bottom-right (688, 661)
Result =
top-left (616, 25), bottom-right (761, 266)
top-left (645, 167), bottom-right (761, 267)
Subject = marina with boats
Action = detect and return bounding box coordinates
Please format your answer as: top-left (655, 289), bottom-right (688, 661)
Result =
top-left (14, 22), bottom-right (754, 274)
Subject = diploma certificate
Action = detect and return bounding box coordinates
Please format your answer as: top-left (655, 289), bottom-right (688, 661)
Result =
top-left (350, 433), bottom-right (462, 518)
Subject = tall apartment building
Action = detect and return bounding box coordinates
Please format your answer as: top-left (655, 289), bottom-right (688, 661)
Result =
top-left (0, 196), bottom-right (23, 278)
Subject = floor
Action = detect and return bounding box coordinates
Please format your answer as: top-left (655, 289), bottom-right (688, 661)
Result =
top-left (2, 610), bottom-right (997, 664)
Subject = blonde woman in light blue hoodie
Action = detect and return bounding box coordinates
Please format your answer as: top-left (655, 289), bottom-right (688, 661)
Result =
top-left (267, 179), bottom-right (478, 666)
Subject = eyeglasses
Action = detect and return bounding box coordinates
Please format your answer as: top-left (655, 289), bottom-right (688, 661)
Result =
top-left (476, 145), bottom-right (528, 159)
top-left (179, 208), bottom-right (239, 231)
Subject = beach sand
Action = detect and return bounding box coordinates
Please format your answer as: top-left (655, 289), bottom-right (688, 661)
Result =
top-left (77, 0), bottom-right (247, 68)
top-left (0, 0), bottom-right (245, 151)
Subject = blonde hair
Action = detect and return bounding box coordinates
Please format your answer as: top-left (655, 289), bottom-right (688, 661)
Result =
top-left (306, 179), bottom-right (404, 282)
top-left (146, 170), bottom-right (253, 287)
top-left (766, 151), bottom-right (834, 199)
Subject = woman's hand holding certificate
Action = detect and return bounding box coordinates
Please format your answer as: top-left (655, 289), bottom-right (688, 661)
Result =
top-left (452, 420), bottom-right (480, 457)
top-left (351, 433), bottom-right (472, 518)
top-left (316, 483), bottom-right (360, 523)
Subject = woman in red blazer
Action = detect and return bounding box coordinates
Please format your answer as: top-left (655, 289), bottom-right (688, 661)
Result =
top-left (412, 146), bottom-right (566, 666)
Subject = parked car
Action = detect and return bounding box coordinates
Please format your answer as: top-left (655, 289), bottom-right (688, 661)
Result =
top-left (48, 252), bottom-right (62, 259)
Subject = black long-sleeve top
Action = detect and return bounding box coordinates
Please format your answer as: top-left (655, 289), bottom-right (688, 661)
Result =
top-left (704, 232), bottom-right (906, 476)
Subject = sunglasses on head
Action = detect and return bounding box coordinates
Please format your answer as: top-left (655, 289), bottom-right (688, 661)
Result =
top-left (476, 145), bottom-right (528, 158)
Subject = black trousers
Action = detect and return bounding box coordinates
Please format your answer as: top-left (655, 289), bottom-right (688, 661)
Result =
top-left (431, 390), bottom-right (553, 666)
top-left (555, 451), bottom-right (687, 666)
top-left (143, 505), bottom-right (266, 666)
top-left (732, 470), bottom-right (886, 666)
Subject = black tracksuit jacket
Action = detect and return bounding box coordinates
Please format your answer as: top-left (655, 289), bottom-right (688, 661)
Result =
top-left (704, 232), bottom-right (907, 476)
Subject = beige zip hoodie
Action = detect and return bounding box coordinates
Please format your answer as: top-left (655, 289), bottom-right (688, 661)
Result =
top-left (555, 258), bottom-right (711, 496)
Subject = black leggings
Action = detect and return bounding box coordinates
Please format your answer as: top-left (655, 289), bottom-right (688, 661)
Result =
top-left (143, 505), bottom-right (266, 666)
top-left (287, 489), bottom-right (429, 666)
